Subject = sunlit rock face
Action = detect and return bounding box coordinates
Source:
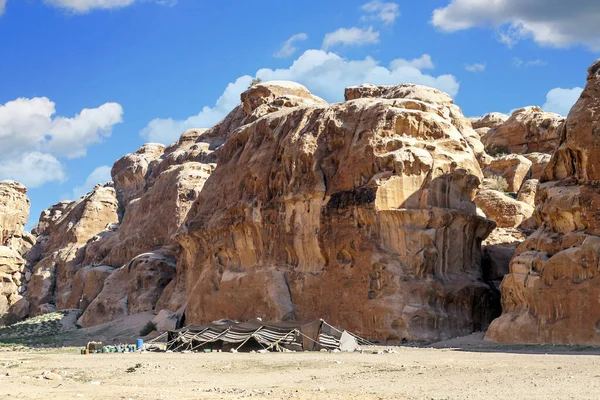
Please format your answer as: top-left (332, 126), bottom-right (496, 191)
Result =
top-left (487, 59), bottom-right (600, 345)
top-left (0, 181), bottom-right (34, 324)
top-left (482, 106), bottom-right (564, 155)
top-left (175, 82), bottom-right (498, 343)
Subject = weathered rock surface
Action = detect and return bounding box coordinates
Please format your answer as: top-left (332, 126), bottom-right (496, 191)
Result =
top-left (471, 113), bottom-right (509, 130)
top-left (78, 251), bottom-right (176, 327)
top-left (481, 228), bottom-right (526, 293)
top-left (517, 179), bottom-right (538, 207)
top-left (346, 83), bottom-right (492, 167)
top-left (26, 185), bottom-right (119, 316)
top-left (487, 59), bottom-right (600, 344)
top-left (0, 181), bottom-right (32, 325)
top-left (475, 187), bottom-right (534, 229)
top-left (483, 154), bottom-right (532, 192)
top-left (523, 152), bottom-right (551, 180)
top-left (482, 107), bottom-right (564, 155)
top-left (171, 82), bottom-right (498, 343)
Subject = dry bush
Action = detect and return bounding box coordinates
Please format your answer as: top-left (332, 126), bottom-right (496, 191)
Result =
top-left (487, 175), bottom-right (509, 192)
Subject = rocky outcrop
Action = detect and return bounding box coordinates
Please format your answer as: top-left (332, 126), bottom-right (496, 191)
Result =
top-left (26, 185), bottom-right (119, 316)
top-left (483, 154), bottom-right (532, 192)
top-left (517, 179), bottom-right (538, 207)
top-left (170, 82), bottom-right (498, 343)
top-left (471, 113), bottom-right (509, 130)
top-left (487, 59), bottom-right (600, 344)
top-left (0, 181), bottom-right (33, 325)
top-left (475, 188), bottom-right (534, 229)
top-left (523, 153), bottom-right (551, 180)
top-left (346, 84), bottom-right (492, 167)
top-left (482, 228), bottom-right (526, 293)
top-left (482, 107), bottom-right (564, 155)
top-left (78, 251), bottom-right (176, 327)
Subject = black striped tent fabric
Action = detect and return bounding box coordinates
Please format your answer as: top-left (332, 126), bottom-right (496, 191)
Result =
top-left (166, 319), bottom-right (366, 352)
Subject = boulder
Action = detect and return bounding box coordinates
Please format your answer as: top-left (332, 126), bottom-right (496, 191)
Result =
top-left (523, 153), bottom-right (551, 180)
top-left (78, 251), bottom-right (176, 327)
top-left (517, 179), bottom-right (538, 206)
top-left (173, 83), bottom-right (497, 343)
top-left (483, 154), bottom-right (532, 192)
top-left (152, 309), bottom-right (179, 333)
top-left (482, 107), bottom-right (564, 155)
top-left (0, 246), bottom-right (24, 274)
top-left (475, 189), bottom-right (534, 229)
top-left (487, 59), bottom-right (600, 344)
top-left (470, 113), bottom-right (509, 130)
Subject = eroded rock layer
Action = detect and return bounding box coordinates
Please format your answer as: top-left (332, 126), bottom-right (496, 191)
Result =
top-left (176, 83), bottom-right (498, 342)
top-left (486, 59), bottom-right (600, 344)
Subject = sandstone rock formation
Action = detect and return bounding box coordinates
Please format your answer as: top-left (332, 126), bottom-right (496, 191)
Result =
top-left (26, 185), bottom-right (119, 316)
top-left (487, 59), bottom-right (600, 344)
top-left (169, 82), bottom-right (498, 343)
top-left (483, 154), bottom-right (532, 192)
top-left (471, 112), bottom-right (509, 131)
top-left (0, 181), bottom-right (34, 324)
top-left (482, 107), bottom-right (564, 155)
top-left (523, 153), bottom-right (551, 180)
top-left (475, 186), bottom-right (534, 229)
top-left (517, 179), bottom-right (538, 207)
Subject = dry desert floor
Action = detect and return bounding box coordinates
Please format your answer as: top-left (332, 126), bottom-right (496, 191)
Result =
top-left (2, 334), bottom-right (600, 400)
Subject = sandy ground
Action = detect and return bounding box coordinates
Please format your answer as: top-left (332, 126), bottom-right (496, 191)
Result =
top-left (2, 335), bottom-right (600, 400)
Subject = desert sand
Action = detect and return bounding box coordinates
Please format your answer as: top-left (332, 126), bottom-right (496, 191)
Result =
top-left (2, 335), bottom-right (600, 400)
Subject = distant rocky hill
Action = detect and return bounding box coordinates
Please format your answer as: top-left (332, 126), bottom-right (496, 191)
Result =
top-left (1, 60), bottom-right (598, 344)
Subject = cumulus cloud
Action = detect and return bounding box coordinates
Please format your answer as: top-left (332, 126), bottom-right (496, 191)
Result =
top-left (513, 58), bottom-right (547, 68)
top-left (432, 0), bottom-right (600, 50)
top-left (322, 26), bottom-right (380, 49)
top-left (0, 152), bottom-right (66, 189)
top-left (141, 50), bottom-right (460, 144)
top-left (389, 54), bottom-right (434, 70)
top-left (465, 63), bottom-right (486, 72)
top-left (43, 0), bottom-right (175, 13)
top-left (141, 75), bottom-right (252, 143)
top-left (0, 97), bottom-right (123, 188)
top-left (542, 87), bottom-right (584, 116)
top-left (274, 33), bottom-right (308, 59)
top-left (71, 165), bottom-right (112, 199)
top-left (361, 0), bottom-right (400, 25)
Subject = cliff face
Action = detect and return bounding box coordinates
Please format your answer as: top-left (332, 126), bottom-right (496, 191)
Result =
top-left (173, 83), bottom-right (497, 342)
top-left (1, 81), bottom-right (508, 342)
top-left (0, 181), bottom-right (34, 324)
top-left (486, 59), bottom-right (600, 344)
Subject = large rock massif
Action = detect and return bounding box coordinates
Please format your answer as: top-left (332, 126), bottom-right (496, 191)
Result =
top-left (487, 59), bottom-right (600, 344)
top-left (0, 181), bottom-right (34, 325)
top-left (0, 81), bottom-right (501, 343)
top-left (4, 61), bottom-right (598, 345)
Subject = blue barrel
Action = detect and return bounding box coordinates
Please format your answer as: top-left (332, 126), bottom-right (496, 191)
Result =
top-left (136, 338), bottom-right (144, 350)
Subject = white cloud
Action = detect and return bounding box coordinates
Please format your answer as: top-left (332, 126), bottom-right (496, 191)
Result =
top-left (542, 87), bottom-right (584, 116)
top-left (0, 97), bottom-right (123, 158)
top-left (432, 0), bottom-right (600, 50)
top-left (0, 152), bottom-right (66, 189)
top-left (0, 0), bottom-right (6, 15)
top-left (513, 57), bottom-right (547, 68)
top-left (141, 75), bottom-right (252, 143)
top-left (0, 97), bottom-right (123, 188)
top-left (274, 33), bottom-right (308, 59)
top-left (389, 54), bottom-right (434, 70)
top-left (322, 26), bottom-right (380, 50)
top-left (361, 0), bottom-right (400, 25)
top-left (465, 63), bottom-right (486, 72)
top-left (43, 0), bottom-right (175, 13)
top-left (141, 50), bottom-right (460, 144)
top-left (71, 165), bottom-right (112, 199)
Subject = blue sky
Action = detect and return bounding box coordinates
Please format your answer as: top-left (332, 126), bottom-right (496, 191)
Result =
top-left (0, 0), bottom-right (597, 227)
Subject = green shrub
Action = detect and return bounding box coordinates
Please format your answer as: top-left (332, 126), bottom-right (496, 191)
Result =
top-left (487, 175), bottom-right (509, 192)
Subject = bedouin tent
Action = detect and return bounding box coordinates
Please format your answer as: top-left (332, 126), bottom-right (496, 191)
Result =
top-left (165, 319), bottom-right (370, 352)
